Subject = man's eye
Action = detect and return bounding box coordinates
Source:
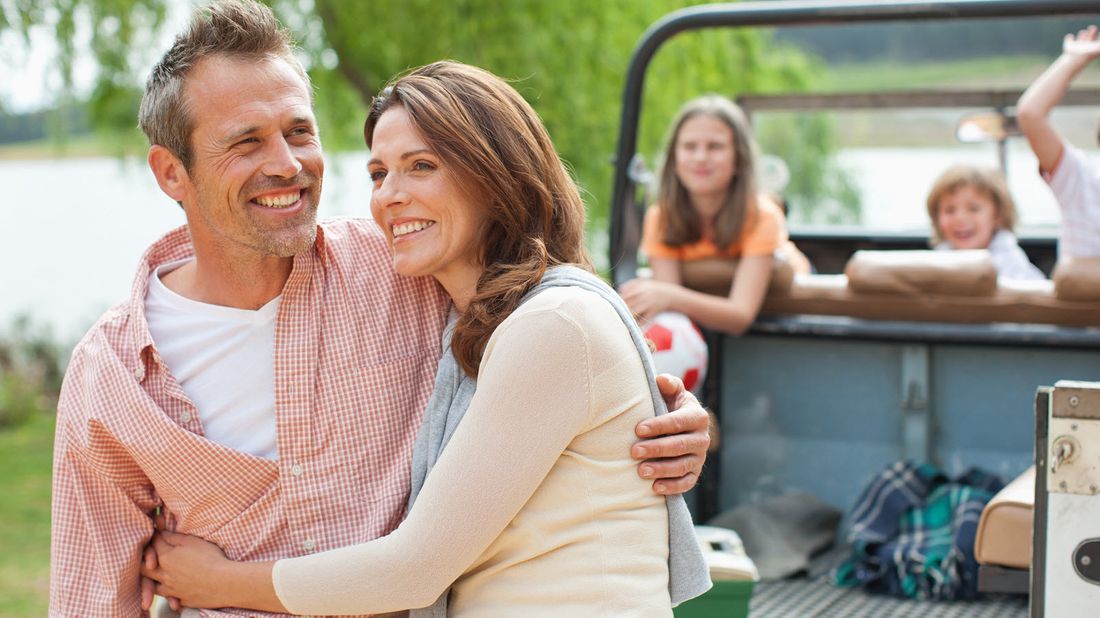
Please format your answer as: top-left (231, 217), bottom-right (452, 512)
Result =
top-left (237, 137), bottom-right (259, 146)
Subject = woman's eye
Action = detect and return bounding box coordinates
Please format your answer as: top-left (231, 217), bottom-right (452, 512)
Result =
top-left (413, 161), bottom-right (435, 172)
top-left (369, 170), bottom-right (386, 183)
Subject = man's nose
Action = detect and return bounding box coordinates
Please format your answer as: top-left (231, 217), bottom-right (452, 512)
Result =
top-left (262, 137), bottom-right (303, 178)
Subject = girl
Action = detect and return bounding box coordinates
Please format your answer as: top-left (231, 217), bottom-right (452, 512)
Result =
top-left (140, 61), bottom-right (709, 617)
top-left (926, 164), bottom-right (1045, 280)
top-left (621, 95), bottom-right (798, 336)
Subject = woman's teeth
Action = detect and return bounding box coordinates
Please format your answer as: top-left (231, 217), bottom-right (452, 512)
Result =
top-left (393, 221), bottom-right (435, 237)
top-left (255, 192), bottom-right (301, 208)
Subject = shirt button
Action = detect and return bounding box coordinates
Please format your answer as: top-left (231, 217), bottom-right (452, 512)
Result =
top-left (290, 464), bottom-right (303, 477)
top-left (180, 411), bottom-right (192, 423)
top-left (303, 538), bottom-right (316, 551)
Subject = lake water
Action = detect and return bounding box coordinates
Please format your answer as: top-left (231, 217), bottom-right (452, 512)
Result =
top-left (0, 143), bottom-right (1082, 343)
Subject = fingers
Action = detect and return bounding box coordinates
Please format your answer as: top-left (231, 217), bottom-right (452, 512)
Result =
top-left (632, 429), bottom-right (710, 462)
top-left (635, 402), bottom-right (707, 440)
top-left (141, 576), bottom-right (155, 611)
top-left (654, 373), bottom-right (685, 399)
top-left (651, 469), bottom-right (701, 495)
top-left (140, 544), bottom-right (159, 609)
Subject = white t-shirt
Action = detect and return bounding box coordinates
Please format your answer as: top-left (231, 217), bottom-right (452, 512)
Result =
top-left (144, 259), bottom-right (280, 459)
top-left (1047, 144), bottom-right (1100, 259)
top-left (935, 229), bottom-right (1045, 281)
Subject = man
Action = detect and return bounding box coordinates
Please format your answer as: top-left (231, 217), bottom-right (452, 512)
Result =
top-left (49, 2), bottom-right (711, 616)
top-left (1017, 25), bottom-right (1100, 257)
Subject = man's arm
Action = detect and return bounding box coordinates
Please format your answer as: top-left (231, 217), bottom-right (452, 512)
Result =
top-left (633, 374), bottom-right (710, 495)
top-left (1018, 26), bottom-right (1100, 172)
top-left (50, 356), bottom-right (157, 617)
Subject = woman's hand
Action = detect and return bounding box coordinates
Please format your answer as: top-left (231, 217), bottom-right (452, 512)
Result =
top-left (620, 277), bottom-right (680, 319)
top-left (140, 531), bottom-right (236, 609)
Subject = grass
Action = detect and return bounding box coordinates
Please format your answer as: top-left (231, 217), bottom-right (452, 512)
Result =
top-left (819, 55), bottom-right (1093, 92)
top-left (0, 134), bottom-right (121, 160)
top-left (0, 412), bottom-right (54, 616)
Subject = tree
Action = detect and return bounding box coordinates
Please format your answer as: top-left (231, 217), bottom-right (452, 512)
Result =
top-left (3, 0), bottom-right (858, 250)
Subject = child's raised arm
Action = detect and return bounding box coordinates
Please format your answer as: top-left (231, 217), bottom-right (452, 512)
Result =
top-left (1017, 26), bottom-right (1100, 172)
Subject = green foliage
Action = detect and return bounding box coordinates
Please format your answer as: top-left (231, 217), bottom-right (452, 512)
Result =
top-left (3, 0), bottom-right (860, 231)
top-left (1, 0), bottom-right (168, 151)
top-left (0, 316), bottom-right (64, 429)
top-left (757, 113), bottom-right (861, 225)
top-left (270, 0), bottom-right (850, 234)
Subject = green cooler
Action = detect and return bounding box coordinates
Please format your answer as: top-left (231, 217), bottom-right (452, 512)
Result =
top-left (673, 526), bottom-right (758, 618)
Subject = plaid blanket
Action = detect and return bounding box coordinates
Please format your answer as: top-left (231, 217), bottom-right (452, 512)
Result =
top-left (834, 460), bottom-right (1003, 600)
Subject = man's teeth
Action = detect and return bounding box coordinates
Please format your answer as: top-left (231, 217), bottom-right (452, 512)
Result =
top-left (255, 192), bottom-right (301, 208)
top-left (392, 221), bottom-right (435, 237)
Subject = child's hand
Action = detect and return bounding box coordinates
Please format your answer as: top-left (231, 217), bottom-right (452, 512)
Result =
top-left (1064, 25), bottom-right (1100, 60)
top-left (620, 278), bottom-right (677, 319)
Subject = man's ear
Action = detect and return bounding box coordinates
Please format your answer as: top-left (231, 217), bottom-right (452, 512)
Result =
top-left (148, 145), bottom-right (191, 204)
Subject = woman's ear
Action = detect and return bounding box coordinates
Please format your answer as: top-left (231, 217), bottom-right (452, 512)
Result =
top-left (148, 145), bottom-right (192, 205)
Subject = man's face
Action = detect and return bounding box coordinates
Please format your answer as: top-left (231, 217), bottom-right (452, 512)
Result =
top-left (178, 55), bottom-right (323, 260)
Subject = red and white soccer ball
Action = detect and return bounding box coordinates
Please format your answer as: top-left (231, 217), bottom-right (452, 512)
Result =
top-left (643, 311), bottom-right (708, 395)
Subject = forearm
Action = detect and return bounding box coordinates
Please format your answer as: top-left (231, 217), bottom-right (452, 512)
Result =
top-left (217, 561), bottom-right (284, 613)
top-left (276, 306), bottom-right (593, 615)
top-left (1018, 52), bottom-right (1093, 124)
top-left (666, 286), bottom-right (756, 336)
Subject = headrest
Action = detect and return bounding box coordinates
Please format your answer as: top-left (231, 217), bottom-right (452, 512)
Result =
top-left (680, 255), bottom-right (795, 297)
top-left (844, 250), bottom-right (997, 297)
top-left (1053, 257), bottom-right (1100, 302)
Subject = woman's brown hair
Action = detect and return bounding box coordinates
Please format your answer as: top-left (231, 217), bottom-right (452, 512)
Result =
top-left (365, 61), bottom-right (592, 378)
top-left (656, 95), bottom-right (760, 251)
top-left (925, 164), bottom-right (1018, 245)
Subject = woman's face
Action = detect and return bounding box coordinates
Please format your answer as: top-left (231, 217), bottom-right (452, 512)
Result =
top-left (935, 184), bottom-right (1002, 250)
top-left (674, 114), bottom-right (737, 203)
top-left (368, 106), bottom-right (486, 297)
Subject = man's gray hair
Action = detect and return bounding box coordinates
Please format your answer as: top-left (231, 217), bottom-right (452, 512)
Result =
top-left (138, 0), bottom-right (310, 169)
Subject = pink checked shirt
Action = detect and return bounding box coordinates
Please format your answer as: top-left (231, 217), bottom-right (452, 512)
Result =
top-left (50, 218), bottom-right (449, 617)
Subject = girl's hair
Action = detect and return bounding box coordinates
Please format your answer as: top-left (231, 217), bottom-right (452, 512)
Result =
top-left (656, 95), bottom-right (760, 250)
top-left (925, 164), bottom-right (1019, 244)
top-left (365, 60), bottom-right (592, 378)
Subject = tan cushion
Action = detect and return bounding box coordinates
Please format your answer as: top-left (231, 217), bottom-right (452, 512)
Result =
top-left (762, 274), bottom-right (1100, 328)
top-left (680, 255), bottom-right (795, 297)
top-left (845, 250), bottom-right (997, 297)
top-left (1053, 257), bottom-right (1100, 302)
top-left (975, 466), bottom-right (1035, 569)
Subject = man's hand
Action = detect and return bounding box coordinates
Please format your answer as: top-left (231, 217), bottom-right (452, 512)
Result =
top-left (632, 374), bottom-right (711, 495)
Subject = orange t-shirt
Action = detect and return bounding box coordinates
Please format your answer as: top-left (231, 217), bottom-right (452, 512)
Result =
top-left (641, 197), bottom-right (788, 261)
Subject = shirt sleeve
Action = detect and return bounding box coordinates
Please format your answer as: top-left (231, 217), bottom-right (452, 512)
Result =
top-left (272, 296), bottom-right (603, 614)
top-left (641, 206), bottom-right (681, 261)
top-left (49, 344), bottom-right (158, 617)
top-left (1047, 144), bottom-right (1100, 259)
top-left (739, 197), bottom-right (788, 257)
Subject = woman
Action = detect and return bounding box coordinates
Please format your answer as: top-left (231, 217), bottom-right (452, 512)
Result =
top-left (141, 61), bottom-right (710, 616)
top-left (620, 95), bottom-right (797, 336)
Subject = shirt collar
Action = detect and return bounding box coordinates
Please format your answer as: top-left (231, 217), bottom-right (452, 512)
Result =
top-left (126, 223), bottom-right (329, 380)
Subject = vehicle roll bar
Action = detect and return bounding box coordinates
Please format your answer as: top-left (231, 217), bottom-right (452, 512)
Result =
top-left (609, 0), bottom-right (1100, 285)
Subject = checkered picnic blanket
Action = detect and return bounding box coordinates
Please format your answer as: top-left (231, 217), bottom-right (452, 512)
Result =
top-left (834, 460), bottom-right (1003, 601)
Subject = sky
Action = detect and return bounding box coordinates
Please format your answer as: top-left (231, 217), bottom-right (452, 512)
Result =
top-left (0, 1), bottom-right (192, 113)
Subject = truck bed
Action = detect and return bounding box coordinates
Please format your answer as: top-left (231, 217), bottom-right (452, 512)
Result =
top-left (750, 576), bottom-right (1027, 617)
